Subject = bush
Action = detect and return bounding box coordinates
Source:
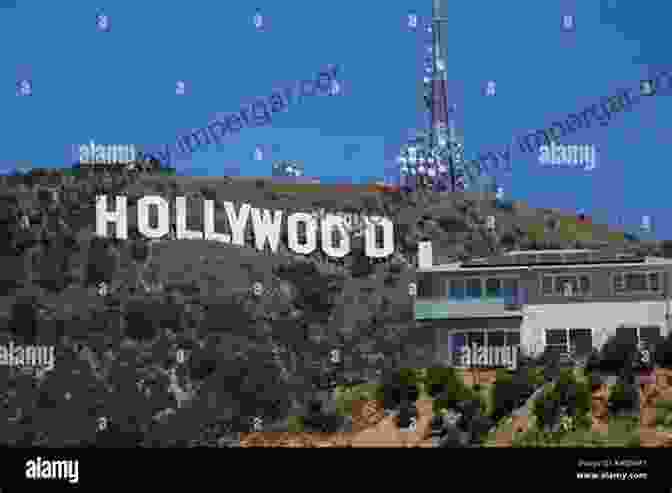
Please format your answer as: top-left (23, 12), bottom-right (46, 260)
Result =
top-left (532, 370), bottom-right (592, 431)
top-left (424, 366), bottom-right (462, 398)
top-left (608, 380), bottom-right (639, 415)
top-left (584, 348), bottom-right (602, 374)
top-left (433, 385), bottom-right (482, 416)
top-left (599, 334), bottom-right (638, 374)
top-left (532, 386), bottom-right (561, 430)
top-left (375, 369), bottom-right (421, 410)
top-left (287, 415), bottom-right (304, 433)
top-left (335, 383), bottom-right (379, 417)
top-left (654, 333), bottom-right (672, 369)
top-left (303, 400), bottom-right (344, 433)
top-left (489, 368), bottom-right (538, 423)
top-left (556, 369), bottom-right (592, 418)
top-left (466, 414), bottom-right (495, 445)
top-left (274, 262), bottom-right (342, 321)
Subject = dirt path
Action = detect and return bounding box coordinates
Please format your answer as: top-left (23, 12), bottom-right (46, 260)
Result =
top-left (639, 368), bottom-right (672, 447)
top-left (239, 399), bottom-right (435, 447)
top-left (347, 399), bottom-right (435, 447)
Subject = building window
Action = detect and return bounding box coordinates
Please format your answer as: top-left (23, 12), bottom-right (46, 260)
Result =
top-left (485, 278), bottom-right (501, 297)
top-left (649, 272), bottom-right (660, 291)
top-left (542, 276), bottom-right (553, 295)
top-left (448, 279), bottom-right (465, 299)
top-left (640, 326), bottom-right (662, 350)
top-left (503, 278), bottom-right (518, 298)
top-left (488, 331), bottom-right (506, 347)
top-left (466, 278), bottom-right (482, 298)
top-left (506, 331), bottom-right (520, 347)
top-left (617, 325), bottom-right (662, 350)
top-left (545, 329), bottom-right (568, 356)
top-left (625, 273), bottom-right (647, 291)
top-left (543, 274), bottom-right (591, 296)
top-left (447, 277), bottom-right (519, 301)
top-left (613, 271), bottom-right (663, 294)
top-left (467, 331), bottom-right (485, 348)
top-left (545, 328), bottom-right (593, 357)
top-left (579, 275), bottom-right (590, 293)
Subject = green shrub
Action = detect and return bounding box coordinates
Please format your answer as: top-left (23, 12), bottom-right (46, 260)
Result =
top-left (433, 385), bottom-right (482, 415)
top-left (532, 386), bottom-right (560, 430)
top-left (426, 366), bottom-right (480, 414)
top-left (423, 366), bottom-right (463, 398)
top-left (656, 399), bottom-right (672, 412)
top-left (608, 381), bottom-right (639, 414)
top-left (654, 334), bottom-right (672, 369)
top-left (624, 435), bottom-right (641, 447)
top-left (335, 383), bottom-right (380, 416)
top-left (287, 415), bottom-right (304, 433)
top-left (532, 371), bottom-right (592, 431)
top-left (374, 368), bottom-right (421, 410)
top-left (489, 367), bottom-right (543, 422)
top-left (599, 335), bottom-right (638, 373)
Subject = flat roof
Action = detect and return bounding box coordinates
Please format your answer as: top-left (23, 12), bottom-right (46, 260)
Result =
top-left (419, 257), bottom-right (672, 273)
top-left (504, 249), bottom-right (595, 255)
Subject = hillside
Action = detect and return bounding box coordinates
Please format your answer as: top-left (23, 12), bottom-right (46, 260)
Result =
top-left (0, 166), bottom-right (665, 446)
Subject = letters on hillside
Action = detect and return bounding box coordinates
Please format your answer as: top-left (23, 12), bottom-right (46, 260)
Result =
top-left (94, 195), bottom-right (394, 258)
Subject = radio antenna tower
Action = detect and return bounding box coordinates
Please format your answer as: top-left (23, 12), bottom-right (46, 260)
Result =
top-left (397, 0), bottom-right (469, 193)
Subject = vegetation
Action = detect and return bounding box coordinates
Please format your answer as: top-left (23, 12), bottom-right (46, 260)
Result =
top-left (512, 416), bottom-right (640, 447)
top-left (335, 382), bottom-right (379, 417)
top-left (0, 166), bottom-right (650, 446)
top-left (608, 379), bottom-right (640, 415)
top-left (489, 367), bottom-right (544, 423)
top-left (654, 332), bottom-right (672, 368)
top-left (374, 368), bottom-right (422, 410)
top-left (532, 369), bottom-right (592, 431)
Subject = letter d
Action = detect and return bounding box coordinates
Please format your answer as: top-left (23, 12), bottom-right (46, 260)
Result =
top-left (364, 216), bottom-right (394, 258)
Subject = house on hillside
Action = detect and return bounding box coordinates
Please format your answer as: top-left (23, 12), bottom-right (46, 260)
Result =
top-left (414, 243), bottom-right (672, 367)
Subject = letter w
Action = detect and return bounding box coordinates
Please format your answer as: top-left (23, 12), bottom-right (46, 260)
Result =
top-left (251, 208), bottom-right (283, 253)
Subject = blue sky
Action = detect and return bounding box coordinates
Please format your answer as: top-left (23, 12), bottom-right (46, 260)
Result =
top-left (1, 1), bottom-right (670, 238)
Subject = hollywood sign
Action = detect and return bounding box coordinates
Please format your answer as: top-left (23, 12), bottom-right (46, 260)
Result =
top-left (94, 195), bottom-right (394, 258)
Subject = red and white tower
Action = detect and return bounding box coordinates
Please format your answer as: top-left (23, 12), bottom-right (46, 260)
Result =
top-left (397, 0), bottom-right (469, 192)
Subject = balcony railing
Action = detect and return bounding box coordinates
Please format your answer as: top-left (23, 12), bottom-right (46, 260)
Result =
top-left (414, 288), bottom-right (527, 320)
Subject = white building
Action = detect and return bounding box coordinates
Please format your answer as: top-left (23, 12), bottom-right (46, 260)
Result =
top-left (414, 243), bottom-right (672, 367)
